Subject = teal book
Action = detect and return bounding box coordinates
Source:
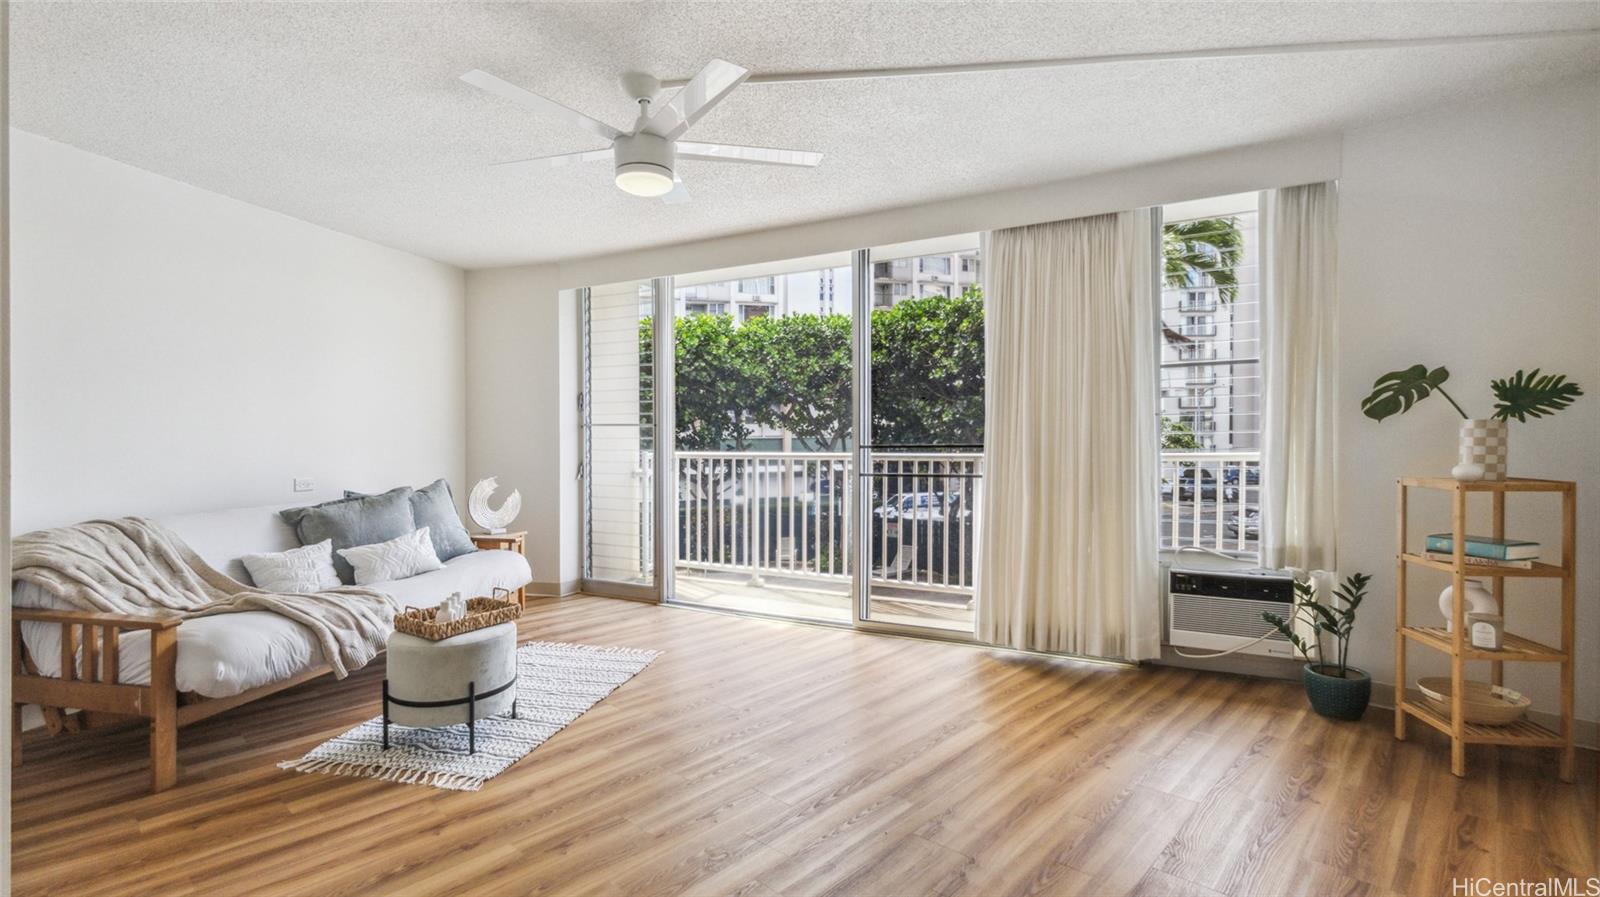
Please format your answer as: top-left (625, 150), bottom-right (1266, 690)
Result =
top-left (1424, 533), bottom-right (1541, 561)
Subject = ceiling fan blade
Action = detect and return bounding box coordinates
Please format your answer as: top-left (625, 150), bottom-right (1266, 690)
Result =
top-left (643, 59), bottom-right (749, 140)
top-left (489, 148), bottom-right (612, 169)
top-left (461, 69), bottom-right (622, 143)
top-left (661, 175), bottom-right (691, 205)
top-left (675, 142), bottom-right (823, 167)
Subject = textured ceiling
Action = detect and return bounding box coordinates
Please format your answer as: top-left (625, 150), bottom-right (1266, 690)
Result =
top-left (11, 2), bottom-right (1600, 269)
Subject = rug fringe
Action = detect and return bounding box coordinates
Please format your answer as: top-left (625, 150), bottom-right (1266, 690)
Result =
top-left (276, 757), bottom-right (487, 791)
top-left (533, 641), bottom-right (662, 658)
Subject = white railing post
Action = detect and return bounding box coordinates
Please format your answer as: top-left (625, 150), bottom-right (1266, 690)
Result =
top-left (674, 449), bottom-right (985, 594)
top-left (1157, 450), bottom-right (1261, 562)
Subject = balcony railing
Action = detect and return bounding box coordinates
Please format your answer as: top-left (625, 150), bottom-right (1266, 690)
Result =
top-left (672, 449), bottom-right (1259, 593)
top-left (1160, 450), bottom-right (1261, 559)
top-left (676, 451), bottom-right (982, 595)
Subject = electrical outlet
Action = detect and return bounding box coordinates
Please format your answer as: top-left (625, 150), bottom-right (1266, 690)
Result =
top-left (293, 477), bottom-right (316, 493)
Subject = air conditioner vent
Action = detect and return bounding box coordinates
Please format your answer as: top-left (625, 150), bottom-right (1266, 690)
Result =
top-left (1172, 593), bottom-right (1290, 641)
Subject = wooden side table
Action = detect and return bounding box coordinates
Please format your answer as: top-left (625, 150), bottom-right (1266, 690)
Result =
top-left (471, 531), bottom-right (528, 610)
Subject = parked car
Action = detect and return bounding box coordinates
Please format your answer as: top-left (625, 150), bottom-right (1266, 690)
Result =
top-left (1225, 509), bottom-right (1261, 538)
top-left (1175, 468), bottom-right (1244, 502)
top-left (1175, 468), bottom-right (1219, 501)
top-left (1222, 467), bottom-right (1261, 487)
top-left (874, 492), bottom-right (946, 521)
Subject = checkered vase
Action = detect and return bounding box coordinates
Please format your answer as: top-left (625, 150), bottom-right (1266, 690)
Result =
top-left (1458, 418), bottom-right (1508, 481)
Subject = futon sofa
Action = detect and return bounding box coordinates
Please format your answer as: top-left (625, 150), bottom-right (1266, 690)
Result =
top-left (11, 501), bottom-right (533, 791)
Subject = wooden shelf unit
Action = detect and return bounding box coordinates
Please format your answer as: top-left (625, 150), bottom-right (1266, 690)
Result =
top-left (1394, 476), bottom-right (1576, 781)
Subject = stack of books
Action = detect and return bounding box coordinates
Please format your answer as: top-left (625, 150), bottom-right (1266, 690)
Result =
top-left (1424, 533), bottom-right (1540, 569)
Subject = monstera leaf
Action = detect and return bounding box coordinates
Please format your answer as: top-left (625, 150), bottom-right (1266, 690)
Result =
top-left (1361, 365), bottom-right (1462, 421)
top-left (1491, 368), bottom-right (1584, 422)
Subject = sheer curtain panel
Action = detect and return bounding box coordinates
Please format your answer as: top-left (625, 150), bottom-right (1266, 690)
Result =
top-left (1260, 182), bottom-right (1339, 572)
top-left (976, 210), bottom-right (1159, 660)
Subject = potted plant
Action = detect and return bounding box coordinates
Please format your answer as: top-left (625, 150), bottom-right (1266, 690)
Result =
top-left (1361, 365), bottom-right (1582, 481)
top-left (1262, 572), bottom-right (1372, 721)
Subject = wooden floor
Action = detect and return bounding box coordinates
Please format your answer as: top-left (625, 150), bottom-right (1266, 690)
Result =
top-left (13, 595), bottom-right (1597, 896)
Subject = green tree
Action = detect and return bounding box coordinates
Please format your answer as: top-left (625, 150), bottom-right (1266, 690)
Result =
top-left (871, 288), bottom-right (985, 446)
top-left (741, 312), bottom-right (854, 450)
top-left (1161, 416), bottom-right (1201, 450)
top-left (645, 291), bottom-right (986, 452)
top-left (645, 313), bottom-right (771, 450)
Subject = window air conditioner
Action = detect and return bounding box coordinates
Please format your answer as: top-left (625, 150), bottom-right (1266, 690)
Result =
top-left (1166, 565), bottom-right (1298, 659)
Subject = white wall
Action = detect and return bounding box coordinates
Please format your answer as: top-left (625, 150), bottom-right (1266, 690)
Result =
top-left (463, 264), bottom-right (572, 594)
top-left (10, 130), bottom-right (467, 530)
top-left (1338, 75), bottom-right (1600, 724)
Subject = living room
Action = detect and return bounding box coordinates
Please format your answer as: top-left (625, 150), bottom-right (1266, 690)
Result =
top-left (1, 3), bottom-right (1597, 895)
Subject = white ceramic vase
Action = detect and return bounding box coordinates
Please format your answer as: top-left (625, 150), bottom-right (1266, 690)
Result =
top-left (1457, 418), bottom-right (1508, 482)
top-left (1439, 579), bottom-right (1498, 632)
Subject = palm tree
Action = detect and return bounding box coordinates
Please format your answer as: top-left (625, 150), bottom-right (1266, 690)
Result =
top-left (1160, 217), bottom-right (1244, 455)
top-left (1164, 217), bottom-right (1242, 302)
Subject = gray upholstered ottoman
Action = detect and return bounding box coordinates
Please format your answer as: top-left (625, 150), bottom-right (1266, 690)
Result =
top-left (382, 622), bottom-right (518, 754)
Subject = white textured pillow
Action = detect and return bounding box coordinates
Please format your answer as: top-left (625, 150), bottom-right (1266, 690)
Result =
top-left (241, 539), bottom-right (341, 594)
top-left (337, 527), bottom-right (444, 586)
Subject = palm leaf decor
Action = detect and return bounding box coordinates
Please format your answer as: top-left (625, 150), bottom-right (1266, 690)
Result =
top-left (1362, 362), bottom-right (1584, 424)
top-left (1490, 368), bottom-right (1584, 422)
top-left (1360, 364), bottom-right (1467, 421)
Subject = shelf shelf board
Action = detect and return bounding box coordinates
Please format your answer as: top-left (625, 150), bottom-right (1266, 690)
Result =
top-left (1400, 553), bottom-right (1567, 578)
top-left (1400, 700), bottom-right (1565, 746)
top-left (1398, 476), bottom-right (1574, 493)
top-left (1401, 626), bottom-right (1568, 662)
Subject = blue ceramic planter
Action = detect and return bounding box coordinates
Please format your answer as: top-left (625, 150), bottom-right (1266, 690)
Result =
top-left (1303, 663), bottom-right (1371, 721)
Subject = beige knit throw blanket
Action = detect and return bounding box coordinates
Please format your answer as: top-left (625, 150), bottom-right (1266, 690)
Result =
top-left (13, 517), bottom-right (395, 678)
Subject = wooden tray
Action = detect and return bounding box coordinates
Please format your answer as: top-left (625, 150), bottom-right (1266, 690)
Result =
top-left (394, 594), bottom-right (519, 641)
top-left (1417, 677), bottom-right (1531, 726)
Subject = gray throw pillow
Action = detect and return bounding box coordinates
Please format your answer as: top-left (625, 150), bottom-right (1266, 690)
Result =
top-left (280, 487), bottom-right (416, 584)
top-left (344, 478), bottom-right (476, 563)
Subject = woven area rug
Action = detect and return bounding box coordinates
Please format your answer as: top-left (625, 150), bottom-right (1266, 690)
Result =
top-left (278, 641), bottom-right (659, 791)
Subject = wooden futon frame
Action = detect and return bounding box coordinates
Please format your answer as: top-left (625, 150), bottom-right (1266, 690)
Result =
top-left (11, 608), bottom-right (337, 793)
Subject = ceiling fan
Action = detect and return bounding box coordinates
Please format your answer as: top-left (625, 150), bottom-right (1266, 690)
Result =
top-left (460, 59), bottom-right (823, 203)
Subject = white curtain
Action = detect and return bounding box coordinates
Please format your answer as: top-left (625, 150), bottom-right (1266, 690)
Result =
top-left (1261, 181), bottom-right (1339, 572)
top-left (976, 210), bottom-right (1160, 660)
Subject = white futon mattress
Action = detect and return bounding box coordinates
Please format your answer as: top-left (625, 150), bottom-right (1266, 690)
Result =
top-left (15, 549), bottom-right (531, 697)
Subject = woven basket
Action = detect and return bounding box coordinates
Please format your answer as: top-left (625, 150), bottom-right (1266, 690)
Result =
top-left (394, 595), bottom-right (519, 641)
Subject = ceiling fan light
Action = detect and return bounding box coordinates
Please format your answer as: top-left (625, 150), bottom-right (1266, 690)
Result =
top-left (614, 163), bottom-right (675, 198)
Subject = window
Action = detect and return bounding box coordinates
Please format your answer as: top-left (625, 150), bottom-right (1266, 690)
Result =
top-left (739, 303), bottom-right (772, 322)
top-left (874, 260), bottom-right (910, 280)
top-left (960, 255), bottom-right (980, 275)
top-left (919, 256), bottom-right (951, 275)
top-left (919, 283), bottom-right (951, 299)
top-left (1158, 195), bottom-right (1261, 558)
top-left (684, 301), bottom-right (727, 317)
top-left (874, 282), bottom-right (910, 307)
top-left (737, 276), bottom-right (776, 295)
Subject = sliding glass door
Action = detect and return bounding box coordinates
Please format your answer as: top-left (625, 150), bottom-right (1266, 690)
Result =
top-left (668, 255), bottom-right (855, 623)
top-left (580, 239), bottom-right (985, 635)
top-left (855, 238), bottom-right (984, 635)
